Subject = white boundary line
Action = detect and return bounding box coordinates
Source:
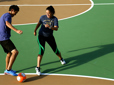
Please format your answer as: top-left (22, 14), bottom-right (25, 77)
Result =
top-left (12, 0), bottom-right (94, 26)
top-left (0, 4), bottom-right (92, 7)
top-left (59, 0), bottom-right (94, 21)
top-left (41, 73), bottom-right (114, 81)
top-left (0, 73), bottom-right (114, 81)
top-left (94, 3), bottom-right (114, 5)
top-left (0, 3), bottom-right (114, 6)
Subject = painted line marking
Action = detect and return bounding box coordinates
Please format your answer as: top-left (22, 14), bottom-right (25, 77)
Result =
top-left (0, 3), bottom-right (114, 6)
top-left (59, 0), bottom-right (94, 21)
top-left (0, 4), bottom-right (92, 6)
top-left (94, 3), bottom-right (114, 5)
top-left (12, 0), bottom-right (94, 25)
top-left (0, 73), bottom-right (114, 81)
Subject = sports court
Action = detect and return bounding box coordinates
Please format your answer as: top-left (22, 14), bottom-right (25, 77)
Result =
top-left (0, 0), bottom-right (114, 84)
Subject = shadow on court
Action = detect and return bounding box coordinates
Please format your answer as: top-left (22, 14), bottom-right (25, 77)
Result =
top-left (25, 75), bottom-right (47, 82)
top-left (16, 44), bottom-right (114, 73)
top-left (16, 66), bottom-right (36, 73)
top-left (42, 44), bottom-right (114, 73)
top-left (0, 0), bottom-right (17, 2)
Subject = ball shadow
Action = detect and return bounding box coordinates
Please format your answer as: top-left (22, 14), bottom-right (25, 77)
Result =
top-left (25, 75), bottom-right (47, 82)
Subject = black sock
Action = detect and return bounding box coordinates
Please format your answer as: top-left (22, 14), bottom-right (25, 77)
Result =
top-left (60, 58), bottom-right (64, 61)
top-left (36, 67), bottom-right (40, 71)
top-left (7, 69), bottom-right (11, 71)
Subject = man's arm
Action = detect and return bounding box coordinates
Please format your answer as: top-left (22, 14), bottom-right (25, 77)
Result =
top-left (6, 21), bottom-right (23, 34)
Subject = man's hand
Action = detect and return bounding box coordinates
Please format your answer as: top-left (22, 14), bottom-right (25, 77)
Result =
top-left (16, 30), bottom-right (23, 34)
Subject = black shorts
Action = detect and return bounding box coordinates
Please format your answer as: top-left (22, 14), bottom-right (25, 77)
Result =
top-left (0, 39), bottom-right (16, 53)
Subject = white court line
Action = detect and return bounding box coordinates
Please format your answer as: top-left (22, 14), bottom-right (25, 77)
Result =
top-left (94, 3), bottom-right (114, 5)
top-left (12, 0), bottom-right (94, 26)
top-left (59, 0), bottom-right (94, 21)
top-left (0, 73), bottom-right (114, 81)
top-left (0, 3), bottom-right (114, 6)
top-left (41, 73), bottom-right (114, 81)
top-left (0, 4), bottom-right (92, 6)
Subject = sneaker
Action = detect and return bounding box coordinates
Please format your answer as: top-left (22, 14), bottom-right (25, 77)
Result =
top-left (35, 67), bottom-right (41, 76)
top-left (60, 59), bottom-right (66, 65)
top-left (11, 69), bottom-right (16, 73)
top-left (4, 70), bottom-right (18, 76)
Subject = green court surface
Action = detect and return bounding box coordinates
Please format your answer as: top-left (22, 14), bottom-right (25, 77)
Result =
top-left (0, 0), bottom-right (114, 79)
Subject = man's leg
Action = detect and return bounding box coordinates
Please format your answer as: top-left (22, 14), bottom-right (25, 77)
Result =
top-left (1, 40), bottom-right (18, 76)
top-left (7, 49), bottom-right (18, 70)
top-left (6, 52), bottom-right (11, 69)
top-left (4, 49), bottom-right (18, 76)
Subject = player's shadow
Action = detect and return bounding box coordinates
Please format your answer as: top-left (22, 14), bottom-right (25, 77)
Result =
top-left (16, 44), bottom-right (114, 73)
top-left (42, 44), bottom-right (114, 73)
top-left (0, 0), bottom-right (18, 2)
top-left (25, 75), bottom-right (47, 82)
top-left (16, 66), bottom-right (36, 73)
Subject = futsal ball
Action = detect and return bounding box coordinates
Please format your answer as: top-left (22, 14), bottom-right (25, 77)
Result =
top-left (17, 73), bottom-right (26, 83)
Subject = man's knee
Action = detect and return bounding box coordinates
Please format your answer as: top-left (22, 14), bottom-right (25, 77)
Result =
top-left (11, 49), bottom-right (19, 55)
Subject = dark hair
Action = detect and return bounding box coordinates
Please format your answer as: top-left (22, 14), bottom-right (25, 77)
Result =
top-left (46, 6), bottom-right (55, 14)
top-left (9, 5), bottom-right (19, 11)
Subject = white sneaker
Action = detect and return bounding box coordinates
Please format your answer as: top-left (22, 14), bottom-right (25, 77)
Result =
top-left (35, 67), bottom-right (41, 76)
top-left (60, 59), bottom-right (66, 65)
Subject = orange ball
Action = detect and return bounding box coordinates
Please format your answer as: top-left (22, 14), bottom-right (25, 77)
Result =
top-left (17, 73), bottom-right (26, 82)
